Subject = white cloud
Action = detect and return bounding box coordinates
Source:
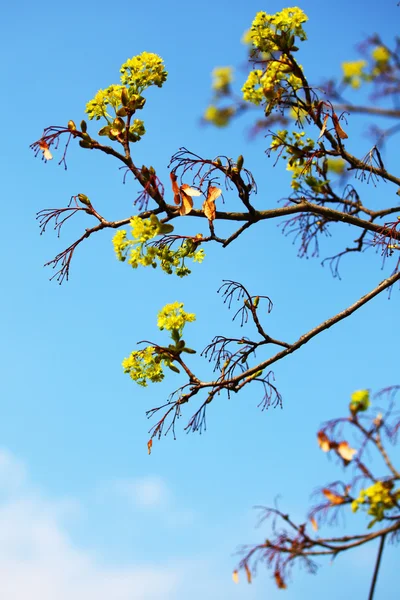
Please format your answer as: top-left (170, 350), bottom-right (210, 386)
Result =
top-left (0, 449), bottom-right (254, 600)
top-left (0, 450), bottom-right (180, 600)
top-left (114, 475), bottom-right (171, 508)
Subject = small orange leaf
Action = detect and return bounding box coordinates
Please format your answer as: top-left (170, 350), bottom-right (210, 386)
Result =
top-left (317, 430), bottom-right (331, 452)
top-left (332, 113), bottom-right (348, 140)
top-left (207, 186), bottom-right (222, 203)
top-left (38, 140), bottom-right (53, 160)
top-left (180, 184), bottom-right (201, 198)
top-left (274, 571), bottom-right (287, 589)
top-left (337, 441), bottom-right (357, 462)
top-left (147, 439), bottom-right (153, 455)
top-left (170, 172), bottom-right (181, 205)
top-left (322, 488), bottom-right (345, 505)
top-left (232, 570), bottom-right (239, 584)
top-left (202, 186), bottom-right (221, 221)
top-left (310, 517), bottom-right (318, 531)
top-left (179, 191), bottom-right (194, 215)
top-left (318, 114), bottom-right (329, 140)
top-left (244, 564), bottom-right (252, 584)
top-left (170, 175), bottom-right (201, 212)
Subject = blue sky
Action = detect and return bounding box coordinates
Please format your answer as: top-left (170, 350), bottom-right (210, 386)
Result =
top-left (1, 0), bottom-right (399, 598)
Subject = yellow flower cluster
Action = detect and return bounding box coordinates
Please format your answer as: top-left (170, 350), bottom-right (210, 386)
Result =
top-left (122, 346), bottom-right (164, 386)
top-left (112, 216), bottom-right (205, 277)
top-left (86, 85), bottom-right (124, 120)
top-left (204, 105), bottom-right (235, 127)
top-left (352, 481), bottom-right (400, 526)
top-left (269, 130), bottom-right (325, 192)
top-left (250, 7), bottom-right (308, 53)
top-left (120, 52), bottom-right (167, 90)
top-left (212, 67), bottom-right (234, 92)
top-left (349, 389), bottom-right (370, 414)
top-left (372, 45), bottom-right (390, 63)
top-left (326, 158), bottom-right (346, 175)
top-left (85, 52), bottom-right (167, 140)
top-left (157, 302), bottom-right (196, 333)
top-left (122, 302), bottom-right (196, 386)
top-left (242, 61), bottom-right (302, 113)
top-left (341, 60), bottom-right (367, 89)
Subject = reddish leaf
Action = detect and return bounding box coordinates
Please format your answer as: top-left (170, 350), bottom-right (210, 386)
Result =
top-left (147, 439), bottom-right (153, 455)
top-left (38, 140), bottom-right (53, 161)
top-left (202, 186), bottom-right (222, 221)
top-left (244, 564), bottom-right (252, 584)
top-left (332, 113), bottom-right (348, 140)
top-left (170, 172), bottom-right (181, 205)
top-left (337, 441), bottom-right (357, 462)
top-left (179, 191), bottom-right (194, 215)
top-left (317, 430), bottom-right (331, 452)
top-left (274, 571), bottom-right (287, 589)
top-left (322, 488), bottom-right (345, 505)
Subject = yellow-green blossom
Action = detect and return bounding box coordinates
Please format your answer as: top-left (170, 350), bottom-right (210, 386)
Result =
top-left (122, 346), bottom-right (164, 386)
top-left (212, 67), bottom-right (233, 91)
top-left (250, 7), bottom-right (308, 53)
top-left (157, 302), bottom-right (196, 333)
top-left (351, 481), bottom-right (400, 527)
top-left (204, 105), bottom-right (235, 127)
top-left (372, 45), bottom-right (390, 63)
top-left (120, 52), bottom-right (167, 91)
top-left (241, 28), bottom-right (253, 45)
top-left (350, 389), bottom-right (370, 414)
top-left (112, 229), bottom-right (129, 261)
top-left (193, 249), bottom-right (205, 263)
top-left (326, 158), bottom-right (346, 174)
top-left (86, 85), bottom-right (124, 120)
top-left (342, 60), bottom-right (367, 78)
top-left (242, 61), bottom-right (302, 112)
top-left (112, 217), bottom-right (205, 277)
top-left (342, 60), bottom-right (367, 88)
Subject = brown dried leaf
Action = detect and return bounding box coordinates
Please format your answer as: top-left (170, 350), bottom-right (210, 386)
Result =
top-left (322, 488), bottom-right (345, 505)
top-left (170, 172), bottom-right (181, 205)
top-left (317, 430), bottom-right (331, 452)
top-left (232, 570), bottom-right (239, 584)
top-left (179, 191), bottom-right (194, 216)
top-left (202, 186), bottom-right (222, 221)
top-left (180, 184), bottom-right (201, 197)
top-left (332, 113), bottom-right (348, 140)
top-left (318, 114), bottom-right (329, 140)
top-left (147, 439), bottom-right (153, 455)
top-left (337, 441), bottom-right (357, 462)
top-left (38, 140), bottom-right (53, 160)
top-left (274, 571), bottom-right (287, 589)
